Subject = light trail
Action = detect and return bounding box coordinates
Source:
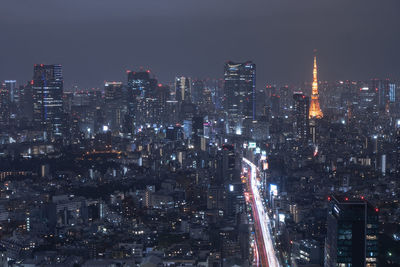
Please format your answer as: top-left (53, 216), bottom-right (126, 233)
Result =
top-left (243, 157), bottom-right (280, 267)
top-left (254, 239), bottom-right (259, 267)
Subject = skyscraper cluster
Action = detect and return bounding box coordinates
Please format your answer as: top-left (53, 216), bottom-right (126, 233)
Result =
top-left (0, 54), bottom-right (398, 266)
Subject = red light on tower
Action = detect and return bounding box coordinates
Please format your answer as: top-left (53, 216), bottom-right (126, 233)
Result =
top-left (361, 196), bottom-right (365, 200)
top-left (375, 208), bottom-right (379, 212)
top-left (327, 196), bottom-right (331, 201)
top-left (345, 197), bottom-right (349, 201)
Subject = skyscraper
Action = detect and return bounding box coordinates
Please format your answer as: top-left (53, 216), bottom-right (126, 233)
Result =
top-left (371, 79), bottom-right (390, 109)
top-left (4, 80), bottom-right (17, 103)
top-left (32, 64), bottom-right (64, 140)
top-left (324, 196), bottom-right (379, 267)
top-left (4, 80), bottom-right (18, 122)
top-left (293, 92), bottom-right (310, 141)
top-left (309, 55), bottom-right (323, 119)
top-left (104, 81), bottom-right (123, 131)
top-left (126, 70), bottom-right (157, 130)
top-left (223, 61), bottom-right (256, 120)
top-left (224, 61), bottom-right (256, 135)
top-left (191, 79), bottom-right (204, 105)
top-left (127, 70), bottom-right (154, 97)
top-left (175, 76), bottom-right (192, 103)
top-left (0, 83), bottom-right (10, 126)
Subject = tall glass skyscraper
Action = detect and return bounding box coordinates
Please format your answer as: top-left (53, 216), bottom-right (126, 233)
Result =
top-left (223, 61), bottom-right (256, 119)
top-left (175, 76), bottom-right (192, 103)
top-left (126, 70), bottom-right (159, 130)
top-left (223, 61), bottom-right (256, 135)
top-left (324, 196), bottom-right (379, 267)
top-left (104, 81), bottom-right (123, 131)
top-left (293, 92), bottom-right (310, 141)
top-left (32, 64), bottom-right (64, 140)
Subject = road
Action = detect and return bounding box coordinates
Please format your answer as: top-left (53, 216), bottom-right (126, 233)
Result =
top-left (243, 157), bottom-right (280, 267)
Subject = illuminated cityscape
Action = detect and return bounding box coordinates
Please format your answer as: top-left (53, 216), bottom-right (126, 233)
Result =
top-left (0, 1), bottom-right (399, 267)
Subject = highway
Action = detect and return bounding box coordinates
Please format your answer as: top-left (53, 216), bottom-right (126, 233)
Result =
top-left (243, 157), bottom-right (280, 267)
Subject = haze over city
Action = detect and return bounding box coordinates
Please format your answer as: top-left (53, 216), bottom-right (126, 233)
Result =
top-left (1, 0), bottom-right (400, 88)
top-left (0, 1), bottom-right (399, 267)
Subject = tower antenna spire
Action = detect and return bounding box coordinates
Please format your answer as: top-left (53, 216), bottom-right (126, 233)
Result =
top-left (309, 51), bottom-right (323, 119)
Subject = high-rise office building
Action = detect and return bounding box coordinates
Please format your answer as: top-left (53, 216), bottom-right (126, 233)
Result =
top-left (359, 85), bottom-right (377, 110)
top-left (126, 70), bottom-right (158, 130)
top-left (104, 82), bottom-right (123, 131)
top-left (191, 79), bottom-right (204, 104)
top-left (18, 82), bottom-right (34, 121)
top-left (215, 144), bottom-right (239, 185)
top-left (175, 76), bottom-right (192, 103)
top-left (4, 80), bottom-right (17, 104)
top-left (324, 196), bottom-right (379, 267)
top-left (293, 93), bottom-right (310, 141)
top-left (0, 83), bottom-right (10, 126)
top-left (265, 85), bottom-right (277, 110)
top-left (223, 61), bottom-right (256, 120)
top-left (32, 64), bottom-right (64, 140)
top-left (153, 84), bottom-right (170, 125)
top-left (127, 70), bottom-right (154, 97)
top-left (388, 83), bottom-right (396, 103)
top-left (279, 85), bottom-right (291, 112)
top-left (371, 79), bottom-right (390, 109)
top-left (270, 94), bottom-right (280, 117)
top-left (5, 80), bottom-right (17, 107)
top-left (3, 80), bottom-right (20, 126)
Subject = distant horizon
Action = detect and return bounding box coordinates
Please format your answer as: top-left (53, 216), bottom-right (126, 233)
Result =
top-left (1, 60), bottom-right (398, 91)
top-left (1, 0), bottom-right (399, 89)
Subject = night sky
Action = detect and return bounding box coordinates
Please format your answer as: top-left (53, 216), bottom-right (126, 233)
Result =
top-left (1, 0), bottom-right (399, 89)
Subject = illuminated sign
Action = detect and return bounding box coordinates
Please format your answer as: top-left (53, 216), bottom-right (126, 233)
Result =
top-left (261, 150), bottom-right (267, 160)
top-left (249, 142), bottom-right (256, 148)
top-left (229, 184), bottom-right (234, 192)
top-left (263, 162), bottom-right (269, 170)
top-left (279, 214), bottom-right (285, 223)
top-left (270, 184), bottom-right (278, 197)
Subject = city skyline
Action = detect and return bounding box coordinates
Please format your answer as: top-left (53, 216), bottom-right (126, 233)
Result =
top-left (1, 0), bottom-right (400, 88)
top-left (0, 1), bottom-right (399, 266)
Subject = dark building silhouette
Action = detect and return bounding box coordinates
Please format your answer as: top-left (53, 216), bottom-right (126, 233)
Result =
top-left (175, 76), bottom-right (192, 103)
top-left (32, 64), bottom-right (64, 140)
top-left (223, 61), bottom-right (256, 119)
top-left (325, 196), bottom-right (379, 267)
top-left (371, 79), bottom-right (390, 110)
top-left (126, 70), bottom-right (158, 130)
top-left (223, 61), bottom-right (256, 134)
top-left (191, 79), bottom-right (204, 105)
top-left (104, 81), bottom-right (123, 132)
top-left (270, 94), bottom-right (280, 117)
top-left (293, 92), bottom-right (310, 141)
top-left (0, 82), bottom-right (10, 126)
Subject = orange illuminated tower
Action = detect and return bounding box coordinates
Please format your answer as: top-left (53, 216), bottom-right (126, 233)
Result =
top-left (309, 54), bottom-right (323, 119)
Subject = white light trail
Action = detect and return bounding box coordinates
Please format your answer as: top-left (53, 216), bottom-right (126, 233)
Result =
top-left (243, 157), bottom-right (280, 267)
